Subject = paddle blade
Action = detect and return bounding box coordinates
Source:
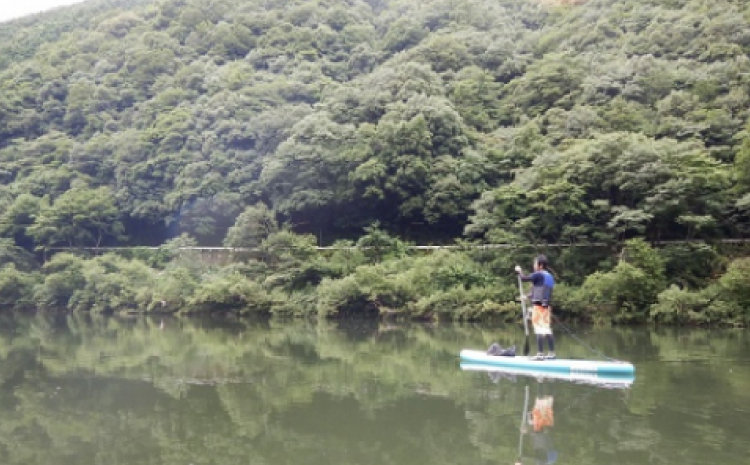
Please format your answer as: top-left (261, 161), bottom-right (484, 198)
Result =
top-left (523, 335), bottom-right (530, 356)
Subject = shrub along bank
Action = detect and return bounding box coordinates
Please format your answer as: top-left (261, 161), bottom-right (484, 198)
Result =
top-left (1, 230), bottom-right (748, 327)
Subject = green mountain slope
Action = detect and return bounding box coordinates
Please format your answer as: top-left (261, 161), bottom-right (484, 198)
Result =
top-left (1, 0), bottom-right (749, 248)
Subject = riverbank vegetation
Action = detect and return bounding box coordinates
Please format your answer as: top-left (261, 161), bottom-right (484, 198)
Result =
top-left (2, 0), bottom-right (750, 325)
top-left (2, 229), bottom-right (750, 326)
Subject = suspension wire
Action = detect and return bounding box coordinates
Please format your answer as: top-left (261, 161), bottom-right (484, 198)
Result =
top-left (551, 314), bottom-right (622, 363)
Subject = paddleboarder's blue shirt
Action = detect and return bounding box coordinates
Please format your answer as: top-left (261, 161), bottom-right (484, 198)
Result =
top-left (520, 270), bottom-right (554, 307)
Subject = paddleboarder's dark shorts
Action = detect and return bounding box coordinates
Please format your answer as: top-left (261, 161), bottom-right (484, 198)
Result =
top-left (532, 305), bottom-right (552, 335)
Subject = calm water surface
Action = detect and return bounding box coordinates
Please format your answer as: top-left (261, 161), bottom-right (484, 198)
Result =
top-left (0, 314), bottom-right (748, 465)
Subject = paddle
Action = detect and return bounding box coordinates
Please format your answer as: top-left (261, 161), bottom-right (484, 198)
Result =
top-left (518, 274), bottom-right (530, 356)
top-left (517, 385), bottom-right (529, 464)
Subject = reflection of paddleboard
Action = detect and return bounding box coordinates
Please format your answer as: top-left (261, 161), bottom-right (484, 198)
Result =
top-left (460, 363), bottom-right (634, 388)
top-left (459, 349), bottom-right (635, 378)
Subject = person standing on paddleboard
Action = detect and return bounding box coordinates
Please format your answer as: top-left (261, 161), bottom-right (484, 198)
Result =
top-left (515, 255), bottom-right (555, 361)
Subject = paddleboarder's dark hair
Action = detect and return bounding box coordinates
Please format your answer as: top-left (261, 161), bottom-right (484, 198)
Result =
top-left (535, 254), bottom-right (549, 269)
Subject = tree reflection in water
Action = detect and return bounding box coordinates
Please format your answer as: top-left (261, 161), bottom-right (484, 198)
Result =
top-left (0, 314), bottom-right (747, 465)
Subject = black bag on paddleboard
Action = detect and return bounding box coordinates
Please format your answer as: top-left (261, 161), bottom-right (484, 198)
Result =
top-left (486, 343), bottom-right (516, 357)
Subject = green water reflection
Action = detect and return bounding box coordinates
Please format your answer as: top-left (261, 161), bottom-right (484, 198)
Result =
top-left (0, 314), bottom-right (748, 465)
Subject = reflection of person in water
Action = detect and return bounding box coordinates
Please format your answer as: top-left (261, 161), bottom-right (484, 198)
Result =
top-left (530, 396), bottom-right (556, 465)
top-left (519, 384), bottom-right (558, 465)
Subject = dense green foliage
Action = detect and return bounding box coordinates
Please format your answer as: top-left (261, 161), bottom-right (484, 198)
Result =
top-left (3, 226), bottom-right (750, 325)
top-left (2, 0), bottom-right (750, 324)
top-left (2, 0), bottom-right (750, 245)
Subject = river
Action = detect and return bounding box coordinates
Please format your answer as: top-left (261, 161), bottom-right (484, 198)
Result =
top-left (0, 314), bottom-right (747, 465)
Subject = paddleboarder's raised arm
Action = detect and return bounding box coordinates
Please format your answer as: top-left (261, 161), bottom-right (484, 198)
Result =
top-left (514, 265), bottom-right (532, 281)
top-left (515, 266), bottom-right (544, 289)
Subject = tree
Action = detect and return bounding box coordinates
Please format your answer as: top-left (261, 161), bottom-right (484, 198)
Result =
top-left (0, 194), bottom-right (41, 248)
top-left (382, 18), bottom-right (428, 53)
top-left (224, 202), bottom-right (279, 248)
top-left (579, 239), bottom-right (667, 323)
top-left (28, 186), bottom-right (125, 247)
top-left (0, 238), bottom-right (36, 271)
top-left (735, 120), bottom-right (750, 191)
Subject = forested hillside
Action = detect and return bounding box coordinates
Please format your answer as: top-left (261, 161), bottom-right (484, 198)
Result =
top-left (2, 0), bottom-right (750, 323)
top-left (2, 0), bottom-right (749, 247)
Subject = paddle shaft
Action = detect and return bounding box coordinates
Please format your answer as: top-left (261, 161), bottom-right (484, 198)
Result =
top-left (518, 385), bottom-right (529, 459)
top-left (518, 275), bottom-right (530, 356)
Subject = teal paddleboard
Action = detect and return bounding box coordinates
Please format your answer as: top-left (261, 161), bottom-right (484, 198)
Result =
top-left (459, 349), bottom-right (635, 377)
top-left (460, 362), bottom-right (634, 388)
